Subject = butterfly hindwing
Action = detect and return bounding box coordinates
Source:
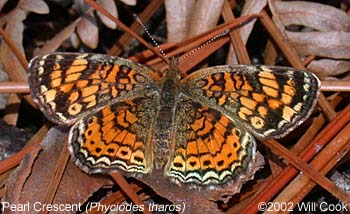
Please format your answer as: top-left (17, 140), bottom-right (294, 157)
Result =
top-left (166, 99), bottom-right (255, 187)
top-left (68, 95), bottom-right (159, 175)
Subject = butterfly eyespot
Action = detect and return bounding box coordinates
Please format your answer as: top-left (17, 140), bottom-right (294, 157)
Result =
top-left (107, 148), bottom-right (115, 153)
top-left (217, 160), bottom-right (224, 167)
top-left (121, 150), bottom-right (128, 156)
top-left (189, 161), bottom-right (197, 167)
top-left (133, 156), bottom-right (144, 162)
top-left (235, 129), bottom-right (241, 136)
top-left (173, 162), bottom-right (183, 168)
top-left (203, 160), bottom-right (211, 166)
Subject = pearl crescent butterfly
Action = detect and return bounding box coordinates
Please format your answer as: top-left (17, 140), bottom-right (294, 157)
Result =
top-left (28, 53), bottom-right (320, 188)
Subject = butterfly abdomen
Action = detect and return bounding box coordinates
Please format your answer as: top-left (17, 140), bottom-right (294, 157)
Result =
top-left (153, 106), bottom-right (175, 170)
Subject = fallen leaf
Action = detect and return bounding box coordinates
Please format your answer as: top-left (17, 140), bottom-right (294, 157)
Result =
top-left (226, 0), bottom-right (267, 65)
top-left (165, 0), bottom-right (195, 42)
top-left (121, 0), bottom-right (137, 6)
top-left (240, 0), bottom-right (268, 44)
top-left (0, 0), bottom-right (8, 12)
top-left (188, 0), bottom-right (225, 37)
top-left (273, 1), bottom-right (350, 32)
top-left (307, 59), bottom-right (350, 79)
top-left (0, 64), bottom-right (9, 110)
top-left (34, 18), bottom-right (80, 56)
top-left (0, 8), bottom-right (27, 82)
top-left (286, 31), bottom-right (350, 59)
top-left (2, 127), bottom-right (113, 213)
top-left (0, 120), bottom-right (29, 160)
top-left (96, 0), bottom-right (118, 29)
top-left (2, 142), bottom-right (41, 214)
top-left (19, 0), bottom-right (49, 14)
top-left (70, 32), bottom-right (81, 49)
top-left (77, 13), bottom-right (99, 49)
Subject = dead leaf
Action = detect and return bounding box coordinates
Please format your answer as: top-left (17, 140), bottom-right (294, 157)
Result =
top-left (0, 8), bottom-right (27, 82)
top-left (2, 142), bottom-right (41, 214)
top-left (2, 127), bottom-right (114, 213)
top-left (19, 0), bottom-right (49, 14)
top-left (70, 32), bottom-right (81, 49)
top-left (240, 0), bottom-right (268, 44)
top-left (273, 1), bottom-right (350, 32)
top-left (121, 0), bottom-right (137, 6)
top-left (0, 64), bottom-right (9, 110)
top-left (286, 31), bottom-right (350, 59)
top-left (34, 18), bottom-right (80, 56)
top-left (0, 120), bottom-right (29, 160)
top-left (165, 0), bottom-right (195, 42)
top-left (188, 0), bottom-right (225, 37)
top-left (77, 13), bottom-right (99, 49)
top-left (96, 0), bottom-right (118, 29)
top-left (307, 59), bottom-right (350, 79)
top-left (226, 0), bottom-right (267, 65)
top-left (0, 0), bottom-right (8, 12)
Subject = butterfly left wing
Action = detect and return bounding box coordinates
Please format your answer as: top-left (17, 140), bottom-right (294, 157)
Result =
top-left (182, 65), bottom-right (320, 139)
top-left (166, 99), bottom-right (256, 187)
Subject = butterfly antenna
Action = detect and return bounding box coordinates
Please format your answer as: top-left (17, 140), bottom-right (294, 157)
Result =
top-left (179, 30), bottom-right (229, 63)
top-left (133, 14), bottom-right (169, 64)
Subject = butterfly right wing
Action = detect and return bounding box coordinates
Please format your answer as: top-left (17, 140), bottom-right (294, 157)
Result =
top-left (28, 52), bottom-right (161, 125)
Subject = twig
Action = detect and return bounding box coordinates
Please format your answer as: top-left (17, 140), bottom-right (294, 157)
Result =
top-left (40, 143), bottom-right (70, 214)
top-left (263, 139), bottom-right (350, 204)
top-left (0, 82), bottom-right (29, 93)
top-left (221, 0), bottom-right (251, 64)
top-left (242, 105), bottom-right (350, 214)
top-left (108, 0), bottom-right (164, 56)
top-left (0, 124), bottom-right (49, 175)
top-left (84, 0), bottom-right (166, 63)
top-left (110, 173), bottom-right (150, 214)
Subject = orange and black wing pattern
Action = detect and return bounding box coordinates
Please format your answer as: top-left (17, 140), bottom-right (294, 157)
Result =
top-left (167, 99), bottom-right (255, 187)
top-left (28, 53), bottom-right (160, 125)
top-left (182, 65), bottom-right (320, 139)
top-left (69, 96), bottom-right (158, 175)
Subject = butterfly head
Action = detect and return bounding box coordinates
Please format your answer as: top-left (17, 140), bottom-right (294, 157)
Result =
top-left (162, 57), bottom-right (182, 81)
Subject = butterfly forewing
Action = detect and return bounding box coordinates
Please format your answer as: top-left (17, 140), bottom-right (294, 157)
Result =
top-left (182, 65), bottom-right (320, 139)
top-left (28, 53), bottom-right (160, 125)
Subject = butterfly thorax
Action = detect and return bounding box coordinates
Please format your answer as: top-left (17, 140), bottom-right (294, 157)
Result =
top-left (153, 65), bottom-right (181, 170)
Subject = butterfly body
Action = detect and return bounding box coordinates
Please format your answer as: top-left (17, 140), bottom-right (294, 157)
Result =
top-left (28, 53), bottom-right (320, 189)
top-left (152, 65), bottom-right (181, 170)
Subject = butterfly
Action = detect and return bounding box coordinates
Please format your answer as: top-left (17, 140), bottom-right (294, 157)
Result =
top-left (28, 52), bottom-right (320, 188)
